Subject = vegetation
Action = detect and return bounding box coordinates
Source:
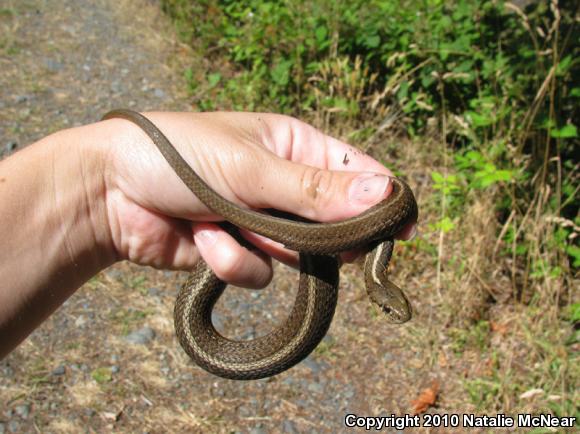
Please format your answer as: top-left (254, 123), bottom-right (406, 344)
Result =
top-left (161, 0), bottom-right (578, 418)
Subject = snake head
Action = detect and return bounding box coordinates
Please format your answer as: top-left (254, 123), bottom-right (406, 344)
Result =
top-left (366, 280), bottom-right (412, 324)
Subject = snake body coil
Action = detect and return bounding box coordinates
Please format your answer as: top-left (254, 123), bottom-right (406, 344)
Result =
top-left (102, 109), bottom-right (418, 380)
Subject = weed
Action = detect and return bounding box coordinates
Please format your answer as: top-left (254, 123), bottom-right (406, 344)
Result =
top-left (110, 308), bottom-right (151, 335)
top-left (91, 367), bottom-right (113, 384)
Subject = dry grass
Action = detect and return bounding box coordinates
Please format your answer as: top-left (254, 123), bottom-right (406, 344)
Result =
top-left (298, 50), bottom-right (578, 419)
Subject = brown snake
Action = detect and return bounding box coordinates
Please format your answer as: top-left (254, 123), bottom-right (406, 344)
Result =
top-left (102, 109), bottom-right (418, 380)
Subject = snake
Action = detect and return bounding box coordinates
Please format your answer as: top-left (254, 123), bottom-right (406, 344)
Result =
top-left (102, 109), bottom-right (418, 380)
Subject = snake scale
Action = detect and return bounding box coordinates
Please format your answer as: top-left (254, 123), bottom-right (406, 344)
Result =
top-left (102, 109), bottom-right (418, 380)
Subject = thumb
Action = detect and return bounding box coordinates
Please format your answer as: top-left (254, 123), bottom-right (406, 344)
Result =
top-left (241, 157), bottom-right (394, 223)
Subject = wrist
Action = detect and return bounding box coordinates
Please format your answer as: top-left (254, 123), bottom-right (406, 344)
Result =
top-left (50, 122), bottom-right (118, 270)
top-left (0, 124), bottom-right (119, 357)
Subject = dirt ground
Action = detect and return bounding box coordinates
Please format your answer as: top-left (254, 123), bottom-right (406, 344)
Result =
top-left (1, 1), bottom-right (497, 433)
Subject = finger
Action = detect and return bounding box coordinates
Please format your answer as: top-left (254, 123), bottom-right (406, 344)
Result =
top-left (259, 114), bottom-right (392, 174)
top-left (193, 223), bottom-right (273, 289)
top-left (239, 229), bottom-right (300, 270)
top-left (246, 115), bottom-right (417, 228)
top-left (398, 222), bottom-right (418, 241)
top-left (241, 161), bottom-right (395, 223)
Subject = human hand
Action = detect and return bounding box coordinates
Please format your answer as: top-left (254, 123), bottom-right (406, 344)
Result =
top-left (101, 112), bottom-right (417, 288)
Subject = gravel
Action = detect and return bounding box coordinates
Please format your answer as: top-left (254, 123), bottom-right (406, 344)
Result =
top-left (0, 0), bottom-right (426, 432)
top-left (14, 404), bottom-right (30, 419)
top-left (4, 141), bottom-right (17, 153)
top-left (7, 421), bottom-right (19, 434)
top-left (147, 287), bottom-right (161, 297)
top-left (282, 420), bottom-right (298, 433)
top-left (124, 327), bottom-right (156, 345)
top-left (51, 365), bottom-right (66, 376)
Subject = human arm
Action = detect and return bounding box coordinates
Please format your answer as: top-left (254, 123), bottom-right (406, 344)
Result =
top-left (0, 112), bottom-right (415, 358)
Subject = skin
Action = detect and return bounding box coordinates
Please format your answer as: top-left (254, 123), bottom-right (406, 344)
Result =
top-left (0, 111), bottom-right (416, 359)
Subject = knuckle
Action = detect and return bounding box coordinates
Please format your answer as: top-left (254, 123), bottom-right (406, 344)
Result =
top-left (299, 166), bottom-right (335, 214)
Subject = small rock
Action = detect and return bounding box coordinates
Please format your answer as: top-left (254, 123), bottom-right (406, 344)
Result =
top-left (74, 315), bottom-right (87, 328)
top-left (110, 81), bottom-right (122, 93)
top-left (322, 334), bottom-right (334, 345)
top-left (307, 382), bottom-right (323, 394)
top-left (153, 88), bottom-right (165, 98)
top-left (14, 404), bottom-right (30, 419)
top-left (238, 405), bottom-right (252, 417)
top-left (7, 421), bottom-right (19, 434)
top-left (303, 357), bottom-right (321, 374)
top-left (211, 311), bottom-right (224, 330)
top-left (111, 365), bottom-right (120, 374)
top-left (51, 365), bottom-right (66, 376)
top-left (148, 287), bottom-right (161, 297)
top-left (5, 141), bottom-right (17, 153)
top-left (44, 58), bottom-right (63, 72)
top-left (124, 326), bottom-right (156, 345)
top-left (105, 268), bottom-right (123, 280)
top-left (180, 372), bottom-right (193, 381)
top-left (84, 408), bottom-right (96, 417)
top-left (240, 328), bottom-right (256, 340)
top-left (282, 420), bottom-right (298, 434)
top-left (295, 399), bottom-right (308, 408)
top-left (15, 95), bottom-right (30, 104)
top-left (382, 353), bottom-right (394, 363)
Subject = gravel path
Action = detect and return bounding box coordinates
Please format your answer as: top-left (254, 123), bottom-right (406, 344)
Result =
top-left (0, 1), bottom-right (443, 433)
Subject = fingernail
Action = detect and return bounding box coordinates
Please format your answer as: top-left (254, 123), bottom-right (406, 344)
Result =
top-left (196, 229), bottom-right (218, 247)
top-left (348, 174), bottom-right (390, 205)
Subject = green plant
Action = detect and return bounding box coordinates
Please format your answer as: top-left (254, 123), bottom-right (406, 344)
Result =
top-left (91, 367), bottom-right (113, 384)
top-left (161, 0), bottom-right (578, 419)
